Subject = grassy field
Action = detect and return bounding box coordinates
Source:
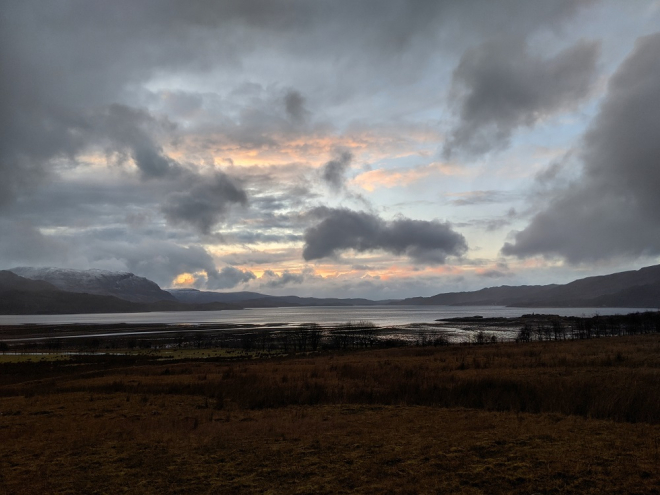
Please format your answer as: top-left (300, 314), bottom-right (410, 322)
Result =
top-left (0, 348), bottom-right (276, 364)
top-left (2, 335), bottom-right (660, 493)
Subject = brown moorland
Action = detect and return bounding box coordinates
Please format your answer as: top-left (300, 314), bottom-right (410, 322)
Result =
top-left (2, 335), bottom-right (660, 494)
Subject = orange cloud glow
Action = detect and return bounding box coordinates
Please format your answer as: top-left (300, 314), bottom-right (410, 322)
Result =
top-left (167, 124), bottom-right (444, 172)
top-left (172, 272), bottom-right (196, 287)
top-left (353, 162), bottom-right (467, 192)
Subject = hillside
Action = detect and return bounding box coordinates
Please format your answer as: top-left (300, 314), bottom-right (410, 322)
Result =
top-left (168, 288), bottom-right (381, 307)
top-left (0, 271), bottom-right (239, 314)
top-left (167, 289), bottom-right (269, 304)
top-left (0, 270), bottom-right (61, 293)
top-left (10, 267), bottom-right (176, 303)
top-left (395, 285), bottom-right (556, 306)
top-left (398, 265), bottom-right (660, 308)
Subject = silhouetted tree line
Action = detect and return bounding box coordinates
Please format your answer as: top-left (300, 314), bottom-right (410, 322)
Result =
top-left (516, 312), bottom-right (660, 343)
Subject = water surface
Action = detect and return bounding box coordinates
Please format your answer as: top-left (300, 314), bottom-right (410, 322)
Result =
top-left (0, 305), bottom-right (655, 327)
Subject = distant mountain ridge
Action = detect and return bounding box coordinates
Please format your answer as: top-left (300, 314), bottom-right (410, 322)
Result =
top-left (395, 285), bottom-right (556, 306)
top-left (0, 271), bottom-right (239, 314)
top-left (167, 288), bottom-right (383, 307)
top-left (10, 267), bottom-right (176, 303)
top-left (398, 265), bottom-right (660, 308)
top-left (4, 264), bottom-right (660, 315)
top-left (167, 289), bottom-right (270, 304)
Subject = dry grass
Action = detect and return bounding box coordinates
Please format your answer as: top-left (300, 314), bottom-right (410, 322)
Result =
top-left (2, 396), bottom-right (660, 494)
top-left (3, 335), bottom-right (660, 493)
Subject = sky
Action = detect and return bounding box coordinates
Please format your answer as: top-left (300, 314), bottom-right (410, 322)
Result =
top-left (1, 0), bottom-right (660, 299)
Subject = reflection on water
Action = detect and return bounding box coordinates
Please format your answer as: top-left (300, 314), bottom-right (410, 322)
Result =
top-left (0, 305), bottom-right (655, 327)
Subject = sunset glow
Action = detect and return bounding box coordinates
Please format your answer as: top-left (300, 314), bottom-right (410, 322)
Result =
top-left (1, 1), bottom-right (659, 299)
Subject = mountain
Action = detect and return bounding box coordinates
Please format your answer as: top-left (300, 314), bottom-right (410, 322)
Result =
top-left (167, 288), bottom-right (382, 308)
top-left (397, 265), bottom-right (660, 308)
top-left (252, 294), bottom-right (379, 307)
top-left (582, 282), bottom-right (660, 308)
top-left (394, 285), bottom-right (557, 306)
top-left (0, 271), bottom-right (239, 314)
top-left (513, 265), bottom-right (660, 307)
top-left (7, 263), bottom-right (660, 314)
top-left (167, 289), bottom-right (269, 304)
top-left (10, 267), bottom-right (176, 303)
top-left (0, 270), bottom-right (60, 293)
top-left (238, 295), bottom-right (381, 308)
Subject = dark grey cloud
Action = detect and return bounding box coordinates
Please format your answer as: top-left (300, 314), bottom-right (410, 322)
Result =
top-left (3, 166), bottom-right (299, 251)
top-left (283, 90), bottom-right (309, 124)
top-left (351, 264), bottom-right (374, 271)
top-left (320, 150), bottom-right (353, 192)
top-left (444, 38), bottom-right (599, 158)
top-left (229, 232), bottom-right (303, 244)
top-left (206, 266), bottom-right (256, 289)
top-left (90, 104), bottom-right (181, 179)
top-left (5, 177), bottom-right (156, 229)
top-left (502, 32), bottom-right (660, 262)
top-left (0, 0), bottom-right (594, 208)
top-left (261, 269), bottom-right (305, 289)
top-left (84, 239), bottom-right (221, 288)
top-left (303, 207), bottom-right (467, 264)
top-left (0, 0), bottom-right (263, 209)
top-left (162, 172), bottom-right (248, 234)
top-left (0, 221), bottom-right (69, 268)
top-left (218, 248), bottom-right (302, 267)
top-left (477, 270), bottom-right (508, 279)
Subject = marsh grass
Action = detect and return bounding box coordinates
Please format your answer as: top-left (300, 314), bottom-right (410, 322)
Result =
top-left (3, 335), bottom-right (660, 493)
top-left (6, 335), bottom-right (660, 422)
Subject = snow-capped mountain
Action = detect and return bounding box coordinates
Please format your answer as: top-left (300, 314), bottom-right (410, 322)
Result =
top-left (9, 267), bottom-right (176, 303)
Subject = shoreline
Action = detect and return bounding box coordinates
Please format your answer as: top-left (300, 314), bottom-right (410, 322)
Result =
top-left (2, 310), bottom-right (659, 353)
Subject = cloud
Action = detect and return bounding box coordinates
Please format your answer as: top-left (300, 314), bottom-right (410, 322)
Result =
top-left (353, 162), bottom-right (464, 192)
top-left (0, 221), bottom-right (69, 268)
top-left (227, 231), bottom-right (303, 245)
top-left (218, 247), bottom-right (302, 267)
top-left (460, 208), bottom-right (518, 233)
top-left (351, 264), bottom-right (374, 271)
top-left (0, 218), bottom-right (257, 290)
top-left (320, 150), bottom-right (353, 192)
top-left (0, 0), bottom-right (633, 300)
top-left (477, 269), bottom-right (508, 279)
top-left (206, 266), bottom-right (256, 289)
top-left (502, 32), bottom-right (660, 262)
top-left (283, 90), bottom-right (309, 124)
top-left (0, 0), bottom-right (594, 210)
top-left (78, 239), bottom-right (218, 287)
top-left (93, 105), bottom-right (182, 179)
top-left (81, 236), bottom-right (254, 289)
top-left (260, 269), bottom-right (306, 289)
top-left (302, 207), bottom-right (467, 264)
top-left (444, 37), bottom-right (599, 158)
top-left (445, 190), bottom-right (515, 206)
top-left (162, 172), bottom-right (248, 234)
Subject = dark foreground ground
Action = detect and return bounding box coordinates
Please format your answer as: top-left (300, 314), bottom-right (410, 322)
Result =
top-left (2, 332), bottom-right (660, 493)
